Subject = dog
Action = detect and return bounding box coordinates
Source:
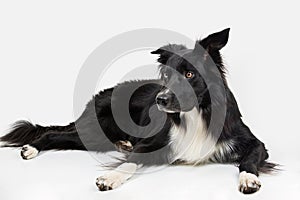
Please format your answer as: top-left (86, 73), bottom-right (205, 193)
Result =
top-left (0, 28), bottom-right (276, 194)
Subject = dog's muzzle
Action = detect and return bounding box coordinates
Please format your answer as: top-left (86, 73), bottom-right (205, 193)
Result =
top-left (156, 93), bottom-right (171, 107)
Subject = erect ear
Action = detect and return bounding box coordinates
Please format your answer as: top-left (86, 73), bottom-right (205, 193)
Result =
top-left (196, 28), bottom-right (230, 52)
top-left (151, 44), bottom-right (187, 64)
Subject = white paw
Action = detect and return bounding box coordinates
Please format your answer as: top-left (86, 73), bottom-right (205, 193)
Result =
top-left (21, 145), bottom-right (39, 160)
top-left (96, 163), bottom-right (138, 191)
top-left (239, 171), bottom-right (261, 194)
top-left (96, 172), bottom-right (126, 191)
top-left (114, 140), bottom-right (133, 153)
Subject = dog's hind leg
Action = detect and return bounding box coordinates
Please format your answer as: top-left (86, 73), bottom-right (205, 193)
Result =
top-left (1, 121), bottom-right (76, 147)
top-left (20, 131), bottom-right (85, 160)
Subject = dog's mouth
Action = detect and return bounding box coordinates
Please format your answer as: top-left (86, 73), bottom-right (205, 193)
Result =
top-left (155, 92), bottom-right (182, 113)
top-left (156, 97), bottom-right (195, 113)
top-left (156, 104), bottom-right (179, 113)
top-left (155, 91), bottom-right (197, 113)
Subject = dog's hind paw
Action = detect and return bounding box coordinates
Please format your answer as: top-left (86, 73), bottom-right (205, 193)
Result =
top-left (114, 140), bottom-right (133, 153)
top-left (239, 171), bottom-right (261, 194)
top-left (21, 144), bottom-right (39, 160)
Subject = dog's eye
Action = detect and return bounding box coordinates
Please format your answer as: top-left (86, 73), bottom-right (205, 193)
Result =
top-left (163, 72), bottom-right (168, 79)
top-left (185, 71), bottom-right (194, 79)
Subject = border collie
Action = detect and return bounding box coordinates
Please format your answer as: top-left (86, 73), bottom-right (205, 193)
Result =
top-left (1, 28), bottom-right (276, 194)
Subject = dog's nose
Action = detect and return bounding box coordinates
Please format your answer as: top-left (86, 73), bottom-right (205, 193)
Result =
top-left (156, 94), bottom-right (170, 107)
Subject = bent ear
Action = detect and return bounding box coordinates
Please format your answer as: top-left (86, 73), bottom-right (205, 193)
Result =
top-left (196, 28), bottom-right (230, 52)
top-left (151, 44), bottom-right (187, 64)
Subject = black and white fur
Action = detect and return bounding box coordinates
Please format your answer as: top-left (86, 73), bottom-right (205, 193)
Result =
top-left (0, 28), bottom-right (276, 194)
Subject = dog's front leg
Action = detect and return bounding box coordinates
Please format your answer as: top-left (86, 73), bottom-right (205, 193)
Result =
top-left (96, 162), bottom-right (139, 191)
top-left (238, 142), bottom-right (267, 194)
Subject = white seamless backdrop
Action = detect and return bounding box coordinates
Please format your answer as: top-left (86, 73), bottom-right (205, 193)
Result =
top-left (0, 1), bottom-right (299, 200)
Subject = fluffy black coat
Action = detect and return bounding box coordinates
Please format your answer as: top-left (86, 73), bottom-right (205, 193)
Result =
top-left (1, 28), bottom-right (276, 194)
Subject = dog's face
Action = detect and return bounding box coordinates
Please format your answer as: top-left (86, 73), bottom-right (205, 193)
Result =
top-left (152, 28), bottom-right (230, 113)
top-left (155, 52), bottom-right (206, 113)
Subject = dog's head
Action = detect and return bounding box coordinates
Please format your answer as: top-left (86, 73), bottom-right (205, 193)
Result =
top-left (152, 28), bottom-right (230, 113)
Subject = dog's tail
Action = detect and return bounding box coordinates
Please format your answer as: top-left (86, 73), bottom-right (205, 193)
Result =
top-left (0, 120), bottom-right (75, 147)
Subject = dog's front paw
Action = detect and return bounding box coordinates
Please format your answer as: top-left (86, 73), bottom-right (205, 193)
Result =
top-left (21, 145), bottom-right (39, 160)
top-left (96, 163), bottom-right (137, 192)
top-left (96, 173), bottom-right (125, 191)
top-left (239, 171), bottom-right (261, 194)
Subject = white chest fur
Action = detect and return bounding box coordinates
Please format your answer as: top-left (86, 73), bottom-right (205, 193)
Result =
top-left (169, 107), bottom-right (231, 165)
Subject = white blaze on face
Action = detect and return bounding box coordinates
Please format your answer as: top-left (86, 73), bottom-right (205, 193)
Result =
top-left (156, 89), bottom-right (170, 97)
top-left (162, 89), bottom-right (170, 94)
